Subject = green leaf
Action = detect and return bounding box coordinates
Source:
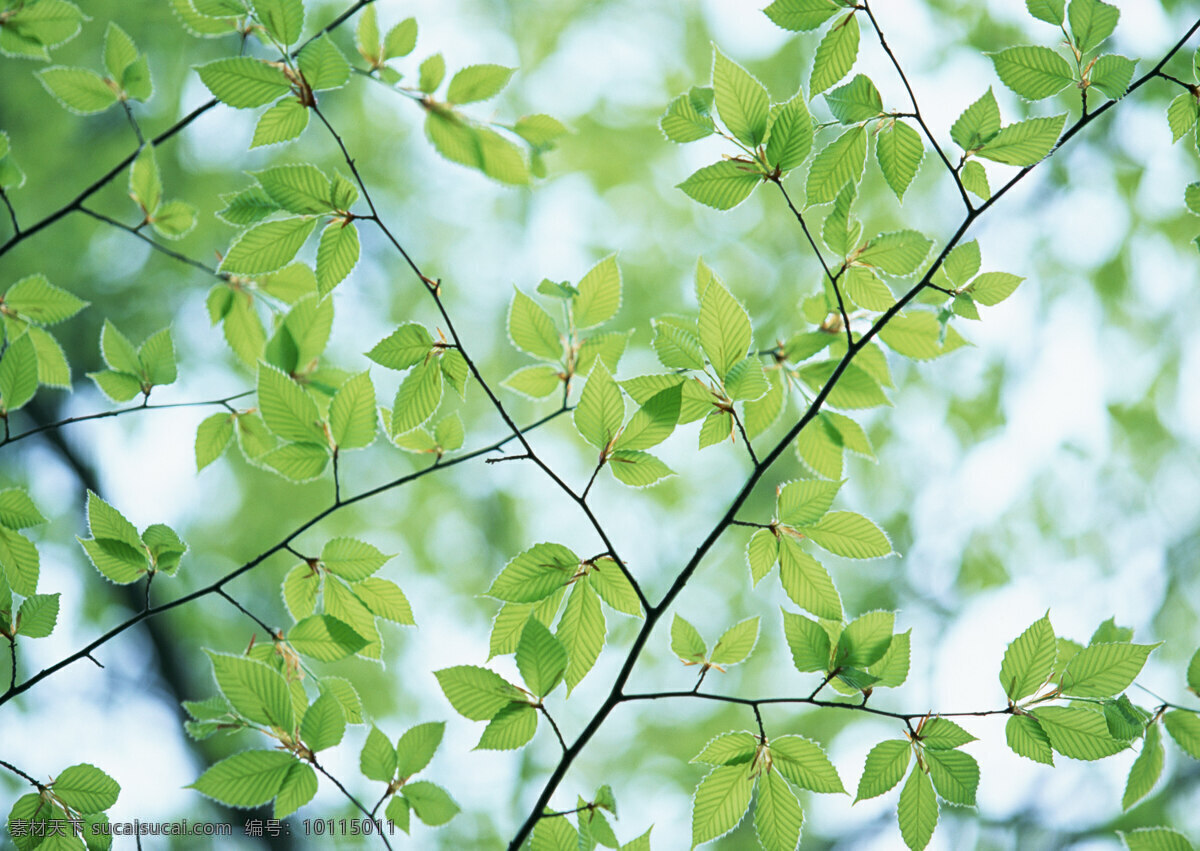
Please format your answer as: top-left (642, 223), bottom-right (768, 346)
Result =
top-left (38, 67), bottom-right (118, 114)
top-left (826, 74), bottom-right (881, 124)
top-left (315, 221), bottom-right (359, 295)
top-left (489, 542), bottom-right (576, 603)
top-left (671, 613), bottom-right (707, 664)
top-left (251, 98), bottom-right (309, 148)
top-left (434, 665), bottom-right (524, 721)
top-left (256, 363), bottom-right (323, 444)
top-left (383, 17), bottom-right (417, 60)
top-left (253, 0), bottom-right (304, 44)
top-left (951, 89), bottom-right (1001, 152)
top-left (868, 628), bottom-right (911, 688)
top-left (920, 718), bottom-right (976, 750)
top-left (764, 0), bottom-right (839, 31)
top-left (138, 327), bottom-right (176, 386)
top-left (1119, 828), bottom-right (1194, 851)
top-left (142, 524), bottom-right (186, 574)
top-left (222, 217), bottom-right (317, 275)
top-left (15, 593), bottom-right (59, 638)
top-left (395, 721), bottom-right (445, 778)
top-left (287, 615), bottom-right (367, 662)
top-left (516, 617), bottom-right (568, 697)
top-left (978, 114), bottom-right (1066, 166)
top-left (575, 361), bottom-right (624, 449)
top-left (360, 725), bottom-right (398, 781)
top-left (321, 537), bottom-right (390, 581)
top-left (0, 491), bottom-right (45, 529)
top-left (876, 119), bottom-right (924, 201)
top-left (836, 610), bottom-right (894, 668)
top-left (502, 365), bottom-right (562, 399)
top-left (5, 275), bottom-right (88, 326)
top-left (806, 126), bottom-right (866, 205)
top-left (1006, 714), bottom-right (1054, 765)
top-left (692, 732), bottom-right (758, 766)
top-left (965, 271), bottom-right (1024, 306)
top-left (991, 46), bottom-right (1075, 100)
top-left (1123, 721), bottom-right (1163, 809)
top-left (801, 510), bottom-right (891, 559)
top-left (79, 537), bottom-right (145, 584)
top-left (509, 289), bottom-right (562, 361)
top-left (447, 64), bottom-right (514, 104)
top-left (419, 53), bottom-right (446, 93)
top-left (329, 372), bottom-right (376, 450)
top-left (368, 323), bottom-right (434, 370)
top-left (1033, 705), bottom-right (1127, 759)
top-left (103, 21), bottom-right (138, 80)
top-left (51, 764), bottom-right (120, 814)
top-left (677, 160), bottom-right (761, 210)
top-left (661, 91), bottom-right (717, 143)
top-left (766, 736), bottom-right (842, 794)
top-left (0, 525), bottom-right (39, 596)
top-left (782, 609), bottom-right (830, 672)
top-left (1089, 54), bottom-right (1135, 99)
top-left (391, 358), bottom-right (443, 434)
top-left (691, 764), bottom-right (755, 847)
top-left (262, 441), bottom-right (328, 481)
top-left (189, 750), bottom-right (295, 808)
top-left (1027, 0), bottom-right (1065, 25)
top-left (1164, 710), bottom-right (1200, 759)
top-left (724, 357), bottom-right (767, 401)
top-left (477, 701), bottom-right (538, 750)
top-left (748, 528), bottom-right (777, 588)
top-left (855, 739), bottom-right (910, 801)
top-left (206, 650), bottom-right (294, 731)
top-left (274, 761), bottom-right (317, 819)
top-left (810, 12), bottom-right (860, 95)
top-left (0, 333), bottom-right (38, 412)
top-left (609, 449), bottom-right (674, 487)
top-left (300, 691), bottom-right (345, 752)
top-left (129, 145), bottom-right (162, 215)
top-left (925, 748), bottom-right (978, 806)
top-left (698, 277), bottom-right (752, 380)
top-left (384, 795), bottom-right (411, 834)
top-left (712, 47), bottom-right (769, 146)
top-left (616, 384), bottom-right (681, 451)
top-left (558, 579), bottom-right (605, 692)
top-left (1000, 612), bottom-right (1057, 700)
top-left (763, 96), bottom-right (813, 176)
top-left (574, 255), bottom-right (622, 330)
top-left (961, 160), bottom-right (991, 199)
top-left (196, 57), bottom-right (292, 108)
top-left (897, 765), bottom-right (938, 851)
top-left (1059, 642), bottom-right (1157, 697)
top-left (1068, 0), bottom-right (1119, 54)
top-left (744, 368), bottom-right (785, 438)
top-left (298, 35), bottom-right (350, 91)
top-left (254, 164), bottom-right (332, 215)
top-left (710, 617), bottom-right (759, 666)
top-left (855, 230), bottom-right (932, 276)
top-left (1170, 93), bottom-right (1200, 143)
top-left (877, 312), bottom-right (958, 360)
top-left (404, 781), bottom-right (460, 826)
top-left (755, 770), bottom-right (804, 851)
top-left (778, 536), bottom-right (841, 619)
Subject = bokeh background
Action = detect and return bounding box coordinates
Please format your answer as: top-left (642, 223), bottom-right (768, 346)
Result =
top-left (2, 0), bottom-right (1200, 847)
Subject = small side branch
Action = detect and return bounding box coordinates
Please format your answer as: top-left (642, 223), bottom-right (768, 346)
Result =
top-left (78, 205), bottom-right (224, 280)
top-left (539, 705), bottom-right (569, 754)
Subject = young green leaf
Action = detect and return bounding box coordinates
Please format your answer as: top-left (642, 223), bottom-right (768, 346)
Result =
top-left (574, 255), bottom-right (622, 330)
top-left (692, 732), bottom-right (758, 766)
top-left (810, 12), bottom-right (860, 95)
top-left (447, 64), bottom-right (514, 104)
top-left (769, 735), bottom-right (845, 793)
top-left (509, 289), bottom-right (562, 361)
top-left (764, 0), bottom-right (840, 31)
top-left (15, 592), bottom-right (59, 638)
top-left (712, 47), bottom-right (769, 146)
top-left (977, 114), bottom-right (1066, 166)
top-left (516, 617), bottom-right (568, 697)
top-left (999, 612), bottom-right (1056, 700)
top-left (991, 46), bottom-right (1075, 100)
top-left (765, 94), bottom-right (813, 172)
top-left (677, 160), bottom-right (762, 210)
top-left (691, 764), bottom-right (755, 847)
top-left (806, 126), bottom-right (867, 205)
top-left (897, 765), bottom-right (938, 850)
top-left (557, 580), bottom-right (605, 692)
top-left (1059, 642), bottom-right (1158, 697)
top-left (196, 57), bottom-right (292, 108)
top-left (287, 615), bottom-right (367, 662)
top-left (755, 770), bottom-right (804, 851)
top-left (1068, 0), bottom-right (1119, 54)
top-left (825, 74), bottom-right (881, 124)
top-left (1123, 722), bottom-right (1164, 809)
top-left (575, 361), bottom-right (624, 449)
top-left (476, 701), bottom-right (538, 750)
top-left (298, 35), bottom-right (351, 91)
top-left (779, 537), bottom-right (842, 619)
top-left (403, 781), bottom-right (460, 826)
top-left (698, 277), bottom-right (752, 380)
top-left (876, 119), bottom-right (924, 201)
top-left (710, 617), bottom-right (760, 666)
top-left (800, 511), bottom-right (892, 559)
top-left (855, 739), bottom-right (910, 801)
top-left (950, 89), bottom-right (1001, 152)
top-left (1033, 705), bottom-right (1126, 759)
top-left (38, 67), bottom-right (119, 114)
top-left (1163, 710), bottom-right (1200, 759)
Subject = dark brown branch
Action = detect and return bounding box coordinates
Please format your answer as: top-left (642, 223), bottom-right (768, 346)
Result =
top-left (311, 758), bottom-right (393, 851)
top-left (539, 705), bottom-right (569, 754)
top-left (0, 758), bottom-right (41, 788)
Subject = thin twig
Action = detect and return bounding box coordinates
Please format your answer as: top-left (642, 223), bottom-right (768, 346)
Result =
top-left (861, 1), bottom-right (972, 211)
top-left (1, 390), bottom-right (254, 448)
top-left (311, 758), bottom-right (393, 851)
top-left (0, 408), bottom-right (567, 706)
top-left (121, 101), bottom-right (145, 146)
top-left (0, 758), bottom-right (41, 788)
top-left (0, 188), bottom-right (18, 236)
top-left (539, 705), bottom-right (569, 754)
top-left (78, 205), bottom-right (224, 279)
top-left (216, 589), bottom-right (276, 636)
